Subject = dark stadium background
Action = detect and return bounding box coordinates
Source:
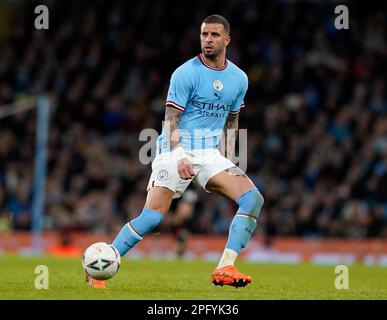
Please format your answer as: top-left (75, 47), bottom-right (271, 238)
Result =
top-left (0, 0), bottom-right (386, 262)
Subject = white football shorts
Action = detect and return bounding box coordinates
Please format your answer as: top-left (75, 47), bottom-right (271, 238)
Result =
top-left (146, 149), bottom-right (237, 199)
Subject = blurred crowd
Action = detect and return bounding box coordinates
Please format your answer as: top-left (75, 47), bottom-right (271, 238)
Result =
top-left (0, 0), bottom-right (386, 238)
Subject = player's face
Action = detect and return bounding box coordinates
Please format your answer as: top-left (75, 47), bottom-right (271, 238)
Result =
top-left (200, 23), bottom-right (230, 59)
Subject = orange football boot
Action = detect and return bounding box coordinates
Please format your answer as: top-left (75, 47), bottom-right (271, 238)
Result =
top-left (210, 265), bottom-right (252, 288)
top-left (85, 274), bottom-right (106, 289)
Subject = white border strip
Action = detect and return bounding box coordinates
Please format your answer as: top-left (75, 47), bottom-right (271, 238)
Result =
top-left (127, 223), bottom-right (143, 240)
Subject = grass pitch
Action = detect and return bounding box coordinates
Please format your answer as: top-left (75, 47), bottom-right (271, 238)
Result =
top-left (0, 254), bottom-right (386, 300)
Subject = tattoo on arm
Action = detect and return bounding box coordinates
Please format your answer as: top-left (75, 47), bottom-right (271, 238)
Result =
top-left (226, 113), bottom-right (239, 131)
top-left (224, 113), bottom-right (239, 160)
top-left (164, 107), bottom-right (183, 149)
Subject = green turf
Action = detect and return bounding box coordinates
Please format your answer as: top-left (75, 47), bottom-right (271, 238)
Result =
top-left (0, 254), bottom-right (386, 299)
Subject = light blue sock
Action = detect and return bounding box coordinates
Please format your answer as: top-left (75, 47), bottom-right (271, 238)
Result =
top-left (226, 215), bottom-right (257, 253)
top-left (225, 189), bottom-right (264, 253)
top-left (112, 208), bottom-right (164, 256)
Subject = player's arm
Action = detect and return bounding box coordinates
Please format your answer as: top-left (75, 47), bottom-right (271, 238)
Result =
top-left (165, 106), bottom-right (183, 149)
top-left (164, 106), bottom-right (195, 180)
top-left (224, 112), bottom-right (239, 161)
top-left (225, 72), bottom-right (247, 160)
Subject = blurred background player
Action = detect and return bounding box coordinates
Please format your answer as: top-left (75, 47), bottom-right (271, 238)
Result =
top-left (166, 189), bottom-right (198, 258)
top-left (107, 14), bottom-right (264, 289)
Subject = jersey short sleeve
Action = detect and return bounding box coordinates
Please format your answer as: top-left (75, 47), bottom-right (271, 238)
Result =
top-left (230, 72), bottom-right (248, 115)
top-left (165, 64), bottom-right (195, 112)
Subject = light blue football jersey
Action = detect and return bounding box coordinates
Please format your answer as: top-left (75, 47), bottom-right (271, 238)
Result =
top-left (156, 54), bottom-right (248, 153)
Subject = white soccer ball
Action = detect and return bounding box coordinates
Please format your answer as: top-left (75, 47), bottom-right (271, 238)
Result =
top-left (82, 242), bottom-right (121, 280)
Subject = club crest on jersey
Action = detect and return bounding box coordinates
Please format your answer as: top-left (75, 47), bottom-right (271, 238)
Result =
top-left (213, 80), bottom-right (223, 91)
top-left (157, 169), bottom-right (169, 181)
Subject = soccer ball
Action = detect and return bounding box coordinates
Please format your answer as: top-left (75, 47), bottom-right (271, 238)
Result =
top-left (82, 242), bottom-right (121, 280)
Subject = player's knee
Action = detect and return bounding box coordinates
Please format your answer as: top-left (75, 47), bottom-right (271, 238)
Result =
top-left (145, 187), bottom-right (174, 215)
top-left (144, 203), bottom-right (169, 216)
top-left (236, 189), bottom-right (264, 218)
top-left (256, 190), bottom-right (264, 210)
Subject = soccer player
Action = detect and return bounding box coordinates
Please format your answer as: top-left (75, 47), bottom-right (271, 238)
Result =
top-left (86, 14), bottom-right (264, 288)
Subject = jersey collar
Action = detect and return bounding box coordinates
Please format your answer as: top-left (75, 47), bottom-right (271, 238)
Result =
top-left (198, 54), bottom-right (228, 71)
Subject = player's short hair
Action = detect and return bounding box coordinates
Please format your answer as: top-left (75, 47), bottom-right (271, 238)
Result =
top-left (202, 14), bottom-right (230, 35)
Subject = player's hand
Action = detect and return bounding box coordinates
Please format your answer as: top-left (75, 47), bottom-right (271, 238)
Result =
top-left (172, 146), bottom-right (195, 180)
top-left (178, 158), bottom-right (195, 180)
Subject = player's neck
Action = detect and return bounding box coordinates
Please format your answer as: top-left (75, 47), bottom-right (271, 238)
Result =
top-left (200, 53), bottom-right (227, 70)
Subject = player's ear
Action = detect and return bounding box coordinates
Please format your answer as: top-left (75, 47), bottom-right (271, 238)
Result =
top-left (225, 35), bottom-right (231, 47)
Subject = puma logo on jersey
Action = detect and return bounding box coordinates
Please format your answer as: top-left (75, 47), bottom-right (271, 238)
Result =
top-left (214, 92), bottom-right (223, 99)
